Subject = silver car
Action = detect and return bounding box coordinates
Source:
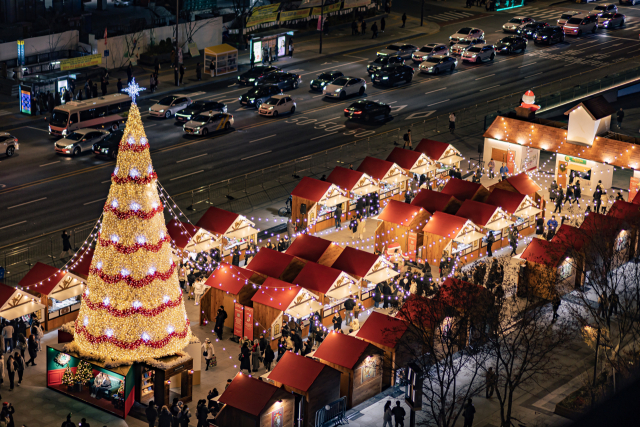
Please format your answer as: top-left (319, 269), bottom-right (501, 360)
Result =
top-left (149, 95), bottom-right (193, 119)
top-left (598, 12), bottom-right (625, 29)
top-left (557, 11), bottom-right (582, 27)
top-left (461, 44), bottom-right (496, 63)
top-left (419, 55), bottom-right (458, 74)
top-left (450, 27), bottom-right (485, 44)
top-left (412, 43), bottom-right (449, 63)
top-left (591, 3), bottom-right (617, 17)
top-left (0, 132), bottom-right (19, 157)
top-left (502, 16), bottom-right (534, 33)
top-left (450, 39), bottom-right (483, 56)
top-left (54, 128), bottom-right (109, 156)
top-left (377, 44), bottom-right (418, 59)
top-left (183, 112), bottom-right (234, 136)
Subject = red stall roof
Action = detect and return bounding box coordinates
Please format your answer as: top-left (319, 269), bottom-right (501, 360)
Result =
top-left (396, 294), bottom-right (442, 329)
top-left (205, 263), bottom-right (253, 294)
top-left (356, 311), bottom-right (408, 348)
top-left (69, 245), bottom-right (95, 278)
top-left (581, 212), bottom-right (621, 235)
top-left (632, 192), bottom-right (640, 205)
top-left (552, 224), bottom-right (590, 253)
top-left (608, 200), bottom-right (640, 222)
top-left (0, 283), bottom-right (18, 308)
top-left (330, 246), bottom-right (379, 278)
top-left (291, 176), bottom-right (332, 202)
top-left (412, 189), bottom-right (458, 214)
top-left (386, 147), bottom-right (423, 170)
top-left (442, 178), bottom-right (485, 202)
top-left (327, 167), bottom-right (367, 192)
top-left (18, 262), bottom-right (66, 294)
top-left (314, 331), bottom-right (371, 370)
top-left (293, 262), bottom-right (342, 294)
top-left (486, 188), bottom-right (526, 215)
top-left (415, 139), bottom-right (449, 160)
top-left (439, 278), bottom-right (491, 312)
top-left (268, 351), bottom-right (327, 392)
top-left (166, 219), bottom-right (200, 249)
top-left (378, 200), bottom-right (424, 226)
top-left (218, 373), bottom-right (279, 416)
top-left (456, 200), bottom-right (500, 227)
top-left (247, 248), bottom-right (294, 279)
top-left (356, 157), bottom-right (395, 181)
top-left (195, 207), bottom-right (239, 236)
top-left (251, 278), bottom-right (303, 310)
top-left (505, 173), bottom-right (542, 196)
top-left (423, 211), bottom-right (469, 238)
top-left (520, 238), bottom-right (566, 267)
top-left (285, 234), bottom-right (333, 263)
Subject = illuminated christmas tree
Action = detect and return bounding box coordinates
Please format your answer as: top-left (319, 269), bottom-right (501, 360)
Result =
top-left (75, 360), bottom-right (93, 385)
top-left (62, 367), bottom-right (75, 386)
top-left (73, 79), bottom-right (191, 361)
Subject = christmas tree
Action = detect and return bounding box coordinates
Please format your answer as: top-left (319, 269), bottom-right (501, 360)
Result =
top-left (62, 367), bottom-right (75, 386)
top-left (75, 360), bottom-right (93, 385)
top-left (73, 79), bottom-right (191, 361)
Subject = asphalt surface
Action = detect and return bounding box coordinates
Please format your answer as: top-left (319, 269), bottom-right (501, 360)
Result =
top-left (2, 0), bottom-right (640, 246)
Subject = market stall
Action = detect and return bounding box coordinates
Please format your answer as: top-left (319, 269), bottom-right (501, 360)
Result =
top-left (422, 212), bottom-right (486, 266)
top-left (204, 44), bottom-right (238, 77)
top-left (489, 172), bottom-right (545, 217)
top-left (357, 157), bottom-right (411, 206)
top-left (195, 207), bottom-right (259, 264)
top-left (290, 177), bottom-right (350, 233)
top-left (441, 178), bottom-right (490, 203)
top-left (166, 219), bottom-right (220, 258)
top-left (327, 166), bottom-right (380, 218)
top-left (414, 139), bottom-right (464, 185)
top-left (486, 189), bottom-right (541, 238)
top-left (136, 354), bottom-right (194, 408)
top-left (267, 352), bottom-right (342, 427)
top-left (579, 212), bottom-right (625, 270)
top-left (373, 200), bottom-right (431, 263)
top-left (247, 247), bottom-right (306, 282)
top-left (411, 188), bottom-right (461, 215)
top-left (312, 331), bottom-right (385, 408)
top-left (518, 238), bottom-right (576, 299)
top-left (0, 282), bottom-right (45, 323)
top-left (215, 372), bottom-right (296, 427)
top-left (285, 234), bottom-right (335, 264)
top-left (386, 147), bottom-right (438, 178)
top-left (608, 200), bottom-right (640, 262)
top-left (455, 200), bottom-right (514, 252)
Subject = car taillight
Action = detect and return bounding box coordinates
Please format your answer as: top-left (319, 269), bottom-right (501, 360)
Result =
top-left (354, 111), bottom-right (362, 114)
top-left (344, 109), bottom-right (350, 113)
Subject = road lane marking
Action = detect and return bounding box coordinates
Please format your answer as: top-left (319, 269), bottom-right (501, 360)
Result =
top-left (40, 161), bottom-right (60, 167)
top-left (241, 151), bottom-right (272, 160)
top-left (518, 62), bottom-right (537, 68)
top-left (313, 94), bottom-right (325, 98)
top-left (145, 124), bottom-right (157, 128)
top-left (525, 72), bottom-right (544, 79)
top-left (475, 74), bottom-right (495, 80)
top-left (250, 135), bottom-right (277, 143)
top-left (428, 99), bottom-right (450, 106)
top-left (170, 170), bottom-right (205, 181)
top-left (425, 88), bottom-right (447, 95)
top-left (26, 126), bottom-right (49, 132)
top-left (8, 197), bottom-right (47, 209)
top-left (177, 153), bottom-right (209, 163)
top-left (310, 132), bottom-right (339, 140)
top-left (84, 198), bottom-right (107, 206)
top-left (480, 85), bottom-right (501, 92)
top-left (101, 179), bottom-right (111, 183)
top-left (0, 221), bottom-right (27, 230)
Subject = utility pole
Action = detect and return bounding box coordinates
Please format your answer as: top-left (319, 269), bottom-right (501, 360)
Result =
top-left (319, 0), bottom-right (325, 54)
top-left (421, 0), bottom-right (424, 26)
top-left (175, 0), bottom-right (179, 67)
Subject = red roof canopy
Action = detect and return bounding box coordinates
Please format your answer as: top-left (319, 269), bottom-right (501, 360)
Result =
top-left (250, 278), bottom-right (303, 310)
top-left (581, 212), bottom-right (621, 235)
top-left (18, 262), bottom-right (66, 295)
top-left (0, 283), bottom-right (18, 308)
top-left (327, 167), bottom-right (367, 192)
top-left (632, 192), bottom-right (640, 205)
top-left (608, 200), bottom-right (640, 222)
top-left (486, 188), bottom-right (526, 215)
top-left (520, 238), bottom-right (566, 267)
top-left (291, 176), bottom-right (332, 202)
top-left (505, 173), bottom-right (541, 196)
top-left (356, 157), bottom-right (395, 181)
top-left (552, 224), bottom-right (590, 253)
top-left (412, 189), bottom-right (458, 214)
top-left (218, 373), bottom-right (279, 416)
top-left (205, 263), bottom-right (253, 295)
top-left (195, 207), bottom-right (239, 236)
top-left (356, 311), bottom-right (408, 348)
top-left (395, 294), bottom-right (442, 329)
top-left (442, 179), bottom-right (485, 202)
top-left (331, 246), bottom-right (379, 278)
top-left (439, 278), bottom-right (491, 312)
top-left (314, 331), bottom-right (371, 369)
top-left (166, 219), bottom-right (200, 249)
top-left (415, 139), bottom-right (449, 160)
top-left (378, 200), bottom-right (424, 227)
top-left (285, 234), bottom-right (333, 263)
top-left (386, 147), bottom-right (422, 170)
top-left (268, 351), bottom-right (327, 392)
top-left (69, 245), bottom-right (95, 278)
top-left (456, 200), bottom-right (500, 227)
top-left (293, 262), bottom-right (343, 295)
top-left (247, 248), bottom-right (294, 278)
top-left (423, 211), bottom-right (470, 239)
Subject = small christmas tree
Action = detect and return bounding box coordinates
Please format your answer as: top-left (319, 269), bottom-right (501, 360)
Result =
top-left (62, 367), bottom-right (75, 387)
top-left (75, 360), bottom-right (93, 385)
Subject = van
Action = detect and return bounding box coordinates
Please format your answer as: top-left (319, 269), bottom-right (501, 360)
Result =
top-left (563, 14), bottom-right (598, 36)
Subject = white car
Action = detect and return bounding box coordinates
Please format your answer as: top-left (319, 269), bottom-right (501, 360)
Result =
top-left (183, 112), bottom-right (234, 136)
top-left (377, 44), bottom-right (419, 59)
top-left (258, 95), bottom-right (296, 117)
top-left (502, 17), bottom-right (535, 33)
top-left (323, 76), bottom-right (366, 99)
top-left (450, 39), bottom-right (483, 56)
top-left (450, 27), bottom-right (485, 44)
top-left (557, 11), bottom-right (582, 27)
top-left (149, 95), bottom-right (192, 118)
top-left (54, 128), bottom-right (110, 156)
top-left (591, 3), bottom-right (617, 17)
top-left (461, 44), bottom-right (496, 63)
top-left (113, 0), bottom-right (130, 7)
top-left (412, 43), bottom-right (449, 63)
top-left (0, 132), bottom-right (19, 157)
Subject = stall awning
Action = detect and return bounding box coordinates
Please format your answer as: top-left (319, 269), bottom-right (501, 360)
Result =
top-left (327, 167), bottom-right (379, 196)
top-left (454, 230), bottom-right (486, 245)
top-left (286, 298), bottom-right (324, 319)
top-left (515, 206), bottom-right (542, 218)
top-left (439, 154), bottom-right (464, 165)
top-left (18, 262), bottom-right (85, 298)
top-left (357, 157), bottom-right (410, 185)
top-left (456, 200), bottom-right (512, 230)
top-left (365, 267), bottom-right (400, 284)
top-left (484, 217), bottom-right (514, 231)
top-left (386, 147), bottom-right (436, 175)
top-left (195, 207), bottom-right (257, 241)
top-left (0, 283), bottom-right (46, 321)
top-left (325, 282), bottom-right (361, 300)
top-left (167, 219), bottom-right (221, 251)
top-left (322, 193), bottom-right (350, 208)
top-left (383, 173), bottom-right (411, 186)
top-left (352, 183), bottom-right (380, 196)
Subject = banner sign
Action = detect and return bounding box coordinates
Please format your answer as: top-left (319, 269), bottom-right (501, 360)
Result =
top-left (408, 232), bottom-right (417, 262)
top-left (17, 40), bottom-right (25, 66)
top-left (233, 303), bottom-right (244, 337)
top-left (300, 0), bottom-right (324, 7)
top-left (279, 9), bottom-right (311, 21)
top-left (247, 4), bottom-right (280, 27)
top-left (566, 156), bottom-right (587, 165)
top-left (188, 42), bottom-right (200, 57)
top-left (312, 2), bottom-right (342, 15)
top-left (60, 54), bottom-right (102, 71)
top-left (343, 0), bottom-right (371, 8)
top-left (244, 307), bottom-right (254, 341)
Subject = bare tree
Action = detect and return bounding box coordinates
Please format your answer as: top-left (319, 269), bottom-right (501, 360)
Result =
top-left (108, 30), bottom-right (145, 69)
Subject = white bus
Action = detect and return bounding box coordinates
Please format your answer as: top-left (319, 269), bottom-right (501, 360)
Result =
top-left (48, 94), bottom-right (132, 137)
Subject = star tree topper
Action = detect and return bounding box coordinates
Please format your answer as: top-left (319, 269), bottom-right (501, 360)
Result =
top-left (124, 77), bottom-right (146, 104)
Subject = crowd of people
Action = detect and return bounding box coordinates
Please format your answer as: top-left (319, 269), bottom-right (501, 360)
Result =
top-left (0, 317), bottom-right (43, 391)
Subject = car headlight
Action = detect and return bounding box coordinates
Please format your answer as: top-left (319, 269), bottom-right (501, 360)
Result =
top-left (238, 96), bottom-right (242, 100)
top-left (238, 76), bottom-right (241, 80)
top-left (65, 144), bottom-right (74, 149)
top-left (269, 107), bottom-right (274, 110)
top-left (335, 88), bottom-right (342, 92)
top-left (249, 78), bottom-right (255, 81)
top-left (62, 129), bottom-right (67, 135)
top-left (196, 127), bottom-right (201, 130)
top-left (159, 109), bottom-right (164, 113)
top-left (102, 148), bottom-right (109, 153)
top-left (543, 36), bottom-right (547, 39)
top-left (249, 98), bottom-right (255, 102)
top-left (382, 76), bottom-right (388, 80)
top-left (472, 55), bottom-right (476, 58)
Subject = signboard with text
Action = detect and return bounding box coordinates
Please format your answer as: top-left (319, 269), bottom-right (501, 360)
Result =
top-left (244, 307), bottom-right (254, 340)
top-left (60, 54), bottom-right (102, 71)
top-left (233, 303), bottom-right (244, 337)
top-left (408, 232), bottom-right (418, 261)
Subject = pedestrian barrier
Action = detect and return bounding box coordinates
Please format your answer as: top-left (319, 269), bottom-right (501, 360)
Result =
top-left (315, 396), bottom-right (347, 427)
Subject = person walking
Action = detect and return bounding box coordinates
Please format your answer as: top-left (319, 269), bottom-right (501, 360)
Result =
top-left (116, 78), bottom-right (123, 94)
top-left (486, 231), bottom-right (496, 257)
top-left (463, 398), bottom-right (475, 427)
top-left (63, 88), bottom-right (71, 103)
top-left (554, 185), bottom-right (564, 213)
top-left (381, 16), bottom-right (386, 32)
top-left (196, 62), bottom-right (202, 81)
top-left (202, 338), bottom-right (215, 371)
top-left (26, 334), bottom-right (37, 366)
top-left (449, 112), bottom-right (456, 134)
top-left (335, 203), bottom-right (343, 229)
top-left (101, 77), bottom-right (108, 96)
top-left (373, 282), bottom-right (382, 308)
top-left (288, 40), bottom-right (294, 58)
top-left (594, 180), bottom-right (603, 213)
top-left (174, 66), bottom-right (179, 86)
top-left (91, 82), bottom-right (98, 98)
top-left (617, 107), bottom-right (624, 129)
top-left (2, 322), bottom-right (14, 353)
top-left (332, 311), bottom-right (343, 331)
top-left (383, 401), bottom-right (393, 427)
top-left (149, 73), bottom-right (156, 93)
top-left (6, 353), bottom-right (15, 390)
top-left (251, 339), bottom-right (261, 372)
top-left (552, 294), bottom-right (561, 322)
top-left (178, 403), bottom-right (191, 427)
top-left (609, 291), bottom-right (619, 317)
top-left (487, 158), bottom-right (495, 179)
top-left (344, 295), bottom-right (356, 326)
top-left (352, 20), bottom-right (359, 35)
top-left (126, 63), bottom-right (133, 84)
top-left (215, 305), bottom-right (227, 340)
top-left (403, 129), bottom-right (412, 149)
top-left (263, 343), bottom-right (275, 371)
top-left (193, 278), bottom-right (205, 305)
top-left (371, 21), bottom-right (378, 39)
top-left (349, 216), bottom-right (359, 239)
top-left (546, 215), bottom-right (558, 241)
top-left (508, 225), bottom-right (518, 256)
top-left (499, 163), bottom-right (509, 181)
top-left (146, 401), bottom-right (158, 427)
top-left (196, 400), bottom-right (209, 427)
top-left (240, 342), bottom-right (251, 374)
top-left (401, 13), bottom-right (407, 28)
top-left (361, 20), bottom-right (367, 35)
top-left (0, 353), bottom-right (4, 387)
top-left (14, 351), bottom-right (24, 385)
top-left (391, 401), bottom-right (406, 427)
top-left (485, 367), bottom-right (496, 398)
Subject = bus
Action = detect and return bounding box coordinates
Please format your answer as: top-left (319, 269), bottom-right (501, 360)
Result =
top-left (48, 94), bottom-right (132, 137)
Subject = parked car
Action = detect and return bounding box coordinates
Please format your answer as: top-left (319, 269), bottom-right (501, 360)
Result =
top-left (148, 95), bottom-right (192, 119)
top-left (367, 55), bottom-right (404, 75)
top-left (450, 27), bottom-right (485, 43)
top-left (461, 44), bottom-right (496, 63)
top-left (309, 71), bottom-right (344, 91)
top-left (344, 100), bottom-right (391, 122)
top-left (175, 100), bottom-right (227, 123)
top-left (239, 85), bottom-right (283, 109)
top-left (183, 112), bottom-right (234, 136)
top-left (535, 26), bottom-right (565, 44)
top-left (502, 17), bottom-right (535, 33)
top-left (419, 55), bottom-right (458, 74)
top-left (598, 12), bottom-right (625, 28)
top-left (518, 22), bottom-right (549, 39)
top-left (563, 14), bottom-right (598, 36)
top-left (258, 95), bottom-right (296, 117)
top-left (557, 11), bottom-right (582, 27)
top-left (237, 65), bottom-right (281, 86)
top-left (412, 43), bottom-right (449, 63)
top-left (591, 3), bottom-right (617, 16)
top-left (0, 132), bottom-right (18, 157)
top-left (55, 128), bottom-right (110, 156)
top-left (377, 44), bottom-right (419, 59)
top-left (496, 36), bottom-right (528, 54)
top-left (257, 72), bottom-right (301, 90)
top-left (323, 76), bottom-right (367, 99)
top-left (93, 130), bottom-right (124, 159)
top-left (371, 64), bottom-right (414, 86)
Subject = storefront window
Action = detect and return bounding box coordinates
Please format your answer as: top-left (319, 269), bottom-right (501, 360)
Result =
top-left (49, 296), bottom-right (81, 315)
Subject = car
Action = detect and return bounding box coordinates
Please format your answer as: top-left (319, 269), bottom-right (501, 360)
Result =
top-left (148, 95), bottom-right (192, 119)
top-left (323, 76), bottom-right (366, 99)
top-left (93, 130), bottom-right (123, 159)
top-left (518, 22), bottom-right (549, 39)
top-left (175, 100), bottom-right (227, 123)
top-left (183, 111), bottom-right (234, 136)
top-left (419, 55), bottom-right (458, 74)
top-left (557, 11), bottom-right (582, 27)
top-left (113, 0), bottom-right (130, 7)
top-left (496, 36), bottom-right (528, 54)
top-left (344, 100), bottom-right (391, 122)
top-left (310, 71), bottom-right (344, 91)
top-left (257, 72), bottom-right (301, 90)
top-left (461, 44), bottom-right (496, 63)
top-left (239, 85), bottom-right (283, 109)
top-left (598, 12), bottom-right (625, 28)
top-left (450, 39), bottom-right (483, 56)
top-left (367, 55), bottom-right (404, 75)
top-left (371, 64), bottom-right (414, 86)
top-left (535, 26), bottom-right (565, 44)
top-left (563, 14), bottom-right (598, 36)
top-left (377, 44), bottom-right (418, 59)
top-left (502, 17), bottom-right (535, 33)
top-left (411, 43), bottom-right (449, 63)
top-left (55, 128), bottom-right (110, 156)
top-left (0, 132), bottom-right (18, 157)
top-left (258, 95), bottom-right (296, 117)
top-left (591, 3), bottom-right (617, 16)
top-left (237, 65), bottom-right (281, 86)
top-left (619, 0), bottom-right (639, 5)
top-left (450, 27), bottom-right (485, 44)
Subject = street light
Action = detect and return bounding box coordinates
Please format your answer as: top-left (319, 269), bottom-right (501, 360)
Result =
top-left (319, 0), bottom-right (325, 54)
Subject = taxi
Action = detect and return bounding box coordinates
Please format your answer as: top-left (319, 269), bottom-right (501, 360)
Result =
top-left (183, 111), bottom-right (234, 136)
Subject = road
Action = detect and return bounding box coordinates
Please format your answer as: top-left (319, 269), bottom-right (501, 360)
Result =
top-left (2, 1), bottom-right (640, 246)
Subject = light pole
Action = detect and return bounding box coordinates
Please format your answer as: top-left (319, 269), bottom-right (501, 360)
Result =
top-left (319, 0), bottom-right (325, 54)
top-left (175, 0), bottom-right (179, 67)
top-left (421, 0), bottom-right (424, 27)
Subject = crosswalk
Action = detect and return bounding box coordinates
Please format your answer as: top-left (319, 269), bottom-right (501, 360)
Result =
top-left (426, 11), bottom-right (475, 22)
top-left (504, 6), bottom-right (566, 22)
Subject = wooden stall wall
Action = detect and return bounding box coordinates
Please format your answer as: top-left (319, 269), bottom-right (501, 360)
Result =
top-left (352, 350), bottom-right (384, 407)
top-left (200, 288), bottom-right (212, 326)
top-left (304, 368), bottom-right (342, 427)
top-left (423, 234), bottom-right (451, 266)
top-left (253, 302), bottom-right (280, 342)
top-left (292, 197), bottom-right (316, 233)
top-left (45, 306), bottom-right (80, 332)
top-left (258, 391), bottom-right (296, 427)
top-left (214, 406), bottom-right (257, 427)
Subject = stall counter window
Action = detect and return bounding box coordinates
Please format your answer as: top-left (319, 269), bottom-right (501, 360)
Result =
top-left (49, 295), bottom-right (81, 320)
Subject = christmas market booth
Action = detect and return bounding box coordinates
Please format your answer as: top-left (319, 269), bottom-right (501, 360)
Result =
top-left (267, 351), bottom-right (342, 427)
top-left (411, 189), bottom-right (462, 215)
top-left (489, 172), bottom-right (545, 217)
top-left (577, 212), bottom-right (626, 270)
top-left (290, 176), bottom-right (349, 233)
top-left (486, 188), bottom-right (541, 238)
top-left (608, 200), bottom-right (640, 262)
top-left (414, 139), bottom-right (463, 184)
top-left (422, 212), bottom-right (486, 266)
top-left (326, 166), bottom-right (381, 218)
top-left (215, 372), bottom-right (296, 427)
top-left (166, 219), bottom-right (219, 259)
top-left (312, 331), bottom-right (385, 408)
top-left (455, 200), bottom-right (514, 252)
top-left (356, 156), bottom-right (411, 206)
top-left (441, 178), bottom-right (490, 203)
top-left (0, 282), bottom-right (45, 323)
top-left (195, 206), bottom-right (259, 263)
top-left (518, 238), bottom-right (578, 299)
top-left (386, 147), bottom-right (437, 179)
top-left (19, 261), bottom-right (86, 331)
top-left (285, 234), bottom-right (342, 266)
top-left (373, 200), bottom-right (431, 261)
top-left (247, 247), bottom-right (307, 282)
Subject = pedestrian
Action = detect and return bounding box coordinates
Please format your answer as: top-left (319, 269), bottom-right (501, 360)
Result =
top-left (6, 353), bottom-right (15, 390)
top-left (251, 339), bottom-right (260, 372)
top-left (485, 158), bottom-right (494, 179)
top-left (60, 413), bottom-right (75, 427)
top-left (101, 77), bottom-right (108, 96)
top-left (371, 21), bottom-right (378, 39)
top-left (554, 185), bottom-right (564, 213)
top-left (596, 291), bottom-right (608, 318)
top-left (158, 405), bottom-right (172, 427)
top-left (332, 311), bottom-right (343, 331)
top-left (566, 184), bottom-right (574, 206)
top-left (449, 112), bottom-right (456, 133)
top-left (373, 282), bottom-right (382, 308)
top-left (240, 342), bottom-right (251, 374)
top-left (361, 20), bottom-right (367, 35)
top-left (391, 401), bottom-right (406, 427)
top-left (383, 401), bottom-right (393, 427)
top-left (26, 334), bottom-right (37, 366)
top-left (546, 215), bottom-right (558, 241)
top-left (179, 64), bottom-right (185, 85)
top-left (472, 169), bottom-right (481, 184)
top-left (609, 291), bottom-right (619, 317)
top-left (499, 163), bottom-right (509, 181)
top-left (263, 343), bottom-right (275, 371)
top-left (335, 203), bottom-right (343, 229)
top-left (381, 16), bottom-right (386, 32)
top-left (193, 278), bottom-right (205, 305)
top-left (84, 81), bottom-right (91, 99)
top-left (552, 294), bottom-right (561, 322)
top-left (154, 57), bottom-right (160, 75)
top-left (485, 367), bottom-right (496, 398)
top-left (463, 398), bottom-right (475, 427)
top-left (215, 305), bottom-right (227, 340)
top-left (401, 13), bottom-right (407, 28)
top-left (352, 20), bottom-right (359, 35)
top-left (508, 225), bottom-right (518, 256)
top-left (0, 352), bottom-right (4, 387)
top-left (174, 66), bottom-right (179, 86)
top-left (116, 78), bottom-right (123, 94)
top-left (594, 180), bottom-right (603, 213)
top-left (92, 83), bottom-right (98, 98)
top-left (288, 40), bottom-right (294, 58)
top-left (617, 107), bottom-right (624, 128)
top-left (14, 351), bottom-right (24, 385)
top-left (146, 401), bottom-right (158, 427)
top-left (358, 215), bottom-right (366, 240)
top-left (69, 78), bottom-right (76, 96)
top-left (549, 179), bottom-right (558, 202)
top-left (196, 62), bottom-right (202, 81)
top-left (202, 338), bottom-right (215, 371)
top-left (349, 216), bottom-right (359, 239)
top-left (485, 231), bottom-right (495, 257)
top-left (196, 400), bottom-right (208, 427)
top-left (63, 88), bottom-right (71, 103)
top-left (403, 129), bottom-right (412, 149)
top-left (344, 295), bottom-right (356, 326)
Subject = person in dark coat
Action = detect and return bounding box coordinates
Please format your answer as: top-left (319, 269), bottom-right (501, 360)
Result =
top-left (462, 398), bottom-right (475, 427)
top-left (382, 281), bottom-right (392, 308)
top-left (373, 282), bottom-right (383, 308)
top-left (174, 66), bottom-right (179, 86)
top-left (158, 405), bottom-right (172, 427)
top-left (1, 403), bottom-right (15, 427)
top-left (60, 230), bottom-right (73, 258)
top-left (352, 20), bottom-right (359, 35)
top-left (371, 21), bottom-right (378, 38)
top-left (26, 333), bottom-right (37, 366)
top-left (381, 16), bottom-right (386, 32)
top-left (401, 13), bottom-right (407, 27)
top-left (240, 342), bottom-right (251, 373)
top-left (117, 78), bottom-right (123, 93)
top-left (55, 90), bottom-right (61, 106)
top-left (214, 305), bottom-right (227, 340)
top-left (486, 232), bottom-right (496, 257)
top-left (91, 83), bottom-right (98, 98)
top-left (361, 20), bottom-right (367, 34)
top-left (196, 400), bottom-right (208, 427)
top-left (332, 312), bottom-right (343, 331)
top-left (231, 247), bottom-right (240, 266)
top-left (63, 89), bottom-right (71, 103)
top-left (101, 77), bottom-right (109, 96)
top-left (146, 401), bottom-right (159, 427)
top-left (179, 64), bottom-right (185, 84)
top-left (196, 62), bottom-right (202, 81)
top-left (263, 344), bottom-right (275, 371)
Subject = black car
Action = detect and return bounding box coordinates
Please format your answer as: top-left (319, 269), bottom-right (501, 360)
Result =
top-left (310, 71), bottom-right (344, 91)
top-left (93, 130), bottom-right (123, 160)
top-left (239, 85), bottom-right (283, 109)
top-left (257, 72), bottom-right (301, 91)
top-left (344, 100), bottom-right (391, 122)
top-left (371, 64), bottom-right (414, 86)
top-left (367, 55), bottom-right (404, 75)
top-left (518, 22), bottom-right (548, 38)
top-left (535, 26), bottom-right (564, 45)
top-left (495, 36), bottom-right (528, 54)
top-left (237, 65), bottom-right (281, 86)
top-left (175, 100), bottom-right (227, 123)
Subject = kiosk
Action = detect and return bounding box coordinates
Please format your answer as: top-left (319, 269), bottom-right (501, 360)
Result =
top-left (290, 177), bottom-right (350, 233)
top-left (489, 172), bottom-right (545, 217)
top-left (486, 189), bottom-right (541, 238)
top-left (166, 219), bottom-right (219, 258)
top-left (0, 282), bottom-right (45, 323)
top-left (441, 178), bottom-right (490, 203)
top-left (518, 238), bottom-right (576, 299)
top-left (386, 147), bottom-right (437, 178)
top-left (455, 200), bottom-right (514, 252)
top-left (414, 139), bottom-right (464, 184)
top-left (326, 166), bottom-right (380, 218)
top-left (411, 189), bottom-right (461, 215)
top-left (285, 234), bottom-right (337, 265)
top-left (608, 200), bottom-right (640, 261)
top-left (374, 200), bottom-right (431, 262)
top-left (204, 44), bottom-right (238, 77)
top-left (356, 157), bottom-right (411, 205)
top-left (422, 212), bottom-right (486, 266)
top-left (247, 248), bottom-right (306, 282)
top-left (195, 207), bottom-right (259, 264)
